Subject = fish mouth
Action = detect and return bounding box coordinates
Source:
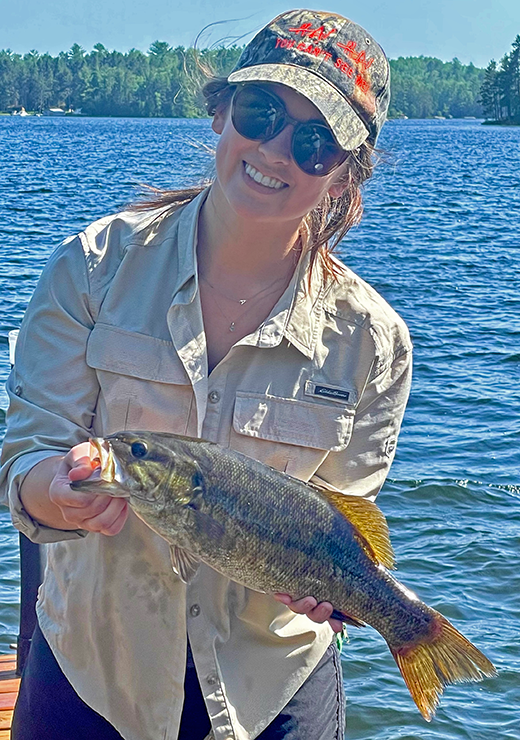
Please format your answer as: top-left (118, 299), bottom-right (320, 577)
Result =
top-left (70, 438), bottom-right (129, 497)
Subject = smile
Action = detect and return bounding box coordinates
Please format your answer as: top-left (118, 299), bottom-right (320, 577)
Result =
top-left (244, 163), bottom-right (286, 190)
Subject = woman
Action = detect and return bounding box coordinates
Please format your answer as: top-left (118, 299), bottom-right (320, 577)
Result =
top-left (0, 9), bottom-right (412, 740)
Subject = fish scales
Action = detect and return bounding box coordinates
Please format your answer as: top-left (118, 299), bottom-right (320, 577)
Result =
top-left (191, 441), bottom-right (436, 643)
top-left (73, 430), bottom-right (497, 721)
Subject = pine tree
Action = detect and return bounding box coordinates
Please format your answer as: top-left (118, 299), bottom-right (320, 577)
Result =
top-left (480, 60), bottom-right (500, 120)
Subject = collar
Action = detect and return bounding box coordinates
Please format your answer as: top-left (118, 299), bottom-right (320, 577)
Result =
top-left (157, 186), bottom-right (325, 359)
top-left (236, 247), bottom-right (326, 360)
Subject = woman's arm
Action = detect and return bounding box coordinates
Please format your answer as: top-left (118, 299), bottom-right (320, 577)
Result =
top-left (0, 234), bottom-right (125, 542)
top-left (311, 346), bottom-right (413, 500)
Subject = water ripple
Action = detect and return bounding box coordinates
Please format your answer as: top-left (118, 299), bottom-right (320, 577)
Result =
top-left (0, 117), bottom-right (518, 738)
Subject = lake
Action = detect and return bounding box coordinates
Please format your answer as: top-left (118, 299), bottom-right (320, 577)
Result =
top-left (0, 115), bottom-right (519, 739)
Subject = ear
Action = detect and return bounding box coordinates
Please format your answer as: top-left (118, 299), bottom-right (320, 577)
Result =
top-left (212, 107), bottom-right (227, 135)
top-left (327, 180), bottom-right (349, 198)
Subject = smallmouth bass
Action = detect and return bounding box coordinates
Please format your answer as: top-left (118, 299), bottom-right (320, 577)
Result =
top-left (72, 431), bottom-right (496, 721)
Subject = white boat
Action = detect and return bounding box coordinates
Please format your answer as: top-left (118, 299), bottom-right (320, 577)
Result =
top-left (43, 107), bottom-right (65, 116)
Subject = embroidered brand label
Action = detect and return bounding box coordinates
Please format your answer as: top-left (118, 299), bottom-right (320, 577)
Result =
top-left (305, 382), bottom-right (351, 403)
top-left (314, 385), bottom-right (350, 401)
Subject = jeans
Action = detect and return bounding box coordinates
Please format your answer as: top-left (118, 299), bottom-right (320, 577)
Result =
top-left (12, 622), bottom-right (345, 739)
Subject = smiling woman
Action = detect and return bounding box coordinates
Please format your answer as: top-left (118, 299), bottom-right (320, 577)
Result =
top-left (0, 8), bottom-right (413, 740)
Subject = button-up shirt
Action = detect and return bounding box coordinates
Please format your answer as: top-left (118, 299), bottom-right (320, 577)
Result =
top-left (0, 189), bottom-right (412, 740)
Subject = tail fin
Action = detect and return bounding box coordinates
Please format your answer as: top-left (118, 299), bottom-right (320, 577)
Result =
top-left (389, 612), bottom-right (497, 721)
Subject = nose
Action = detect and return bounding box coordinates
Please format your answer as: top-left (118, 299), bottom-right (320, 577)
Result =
top-left (257, 124), bottom-right (293, 166)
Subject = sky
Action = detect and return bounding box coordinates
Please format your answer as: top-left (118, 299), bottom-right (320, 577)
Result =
top-left (1, 0), bottom-right (519, 67)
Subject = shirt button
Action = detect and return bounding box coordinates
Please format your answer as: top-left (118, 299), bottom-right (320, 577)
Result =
top-left (189, 603), bottom-right (201, 617)
top-left (14, 385), bottom-right (22, 396)
top-left (206, 673), bottom-right (218, 686)
top-left (208, 390), bottom-right (220, 404)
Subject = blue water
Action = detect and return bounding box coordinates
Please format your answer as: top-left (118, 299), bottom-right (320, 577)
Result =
top-left (1, 115), bottom-right (519, 738)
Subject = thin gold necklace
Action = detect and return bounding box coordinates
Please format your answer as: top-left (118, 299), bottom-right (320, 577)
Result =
top-left (200, 274), bottom-right (289, 332)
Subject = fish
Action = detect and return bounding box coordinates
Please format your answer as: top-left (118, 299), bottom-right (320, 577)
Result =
top-left (72, 430), bottom-right (497, 721)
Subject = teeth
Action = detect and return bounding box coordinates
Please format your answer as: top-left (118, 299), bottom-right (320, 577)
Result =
top-left (245, 163), bottom-right (285, 189)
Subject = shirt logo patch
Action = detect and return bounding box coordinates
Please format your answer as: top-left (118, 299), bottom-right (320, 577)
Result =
top-left (305, 380), bottom-right (353, 403)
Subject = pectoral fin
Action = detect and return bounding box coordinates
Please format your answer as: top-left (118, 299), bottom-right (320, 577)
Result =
top-left (317, 488), bottom-right (395, 570)
top-left (170, 546), bottom-right (200, 583)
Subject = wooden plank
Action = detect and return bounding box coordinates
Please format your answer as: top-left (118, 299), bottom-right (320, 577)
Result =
top-left (0, 693), bottom-right (17, 711)
top-left (0, 678), bottom-right (19, 694)
top-left (0, 654), bottom-right (18, 733)
top-left (0, 671), bottom-right (17, 683)
top-left (0, 709), bottom-right (12, 730)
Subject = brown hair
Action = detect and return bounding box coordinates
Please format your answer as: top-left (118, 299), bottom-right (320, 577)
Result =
top-left (132, 76), bottom-right (376, 281)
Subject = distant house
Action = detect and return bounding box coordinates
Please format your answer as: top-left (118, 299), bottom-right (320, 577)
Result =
top-left (43, 108), bottom-right (65, 116)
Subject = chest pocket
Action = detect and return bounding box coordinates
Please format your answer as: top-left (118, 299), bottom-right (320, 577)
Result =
top-left (86, 323), bottom-right (194, 436)
top-left (231, 391), bottom-right (355, 482)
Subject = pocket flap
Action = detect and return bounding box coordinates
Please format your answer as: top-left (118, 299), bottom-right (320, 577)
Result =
top-left (233, 392), bottom-right (354, 452)
top-left (86, 323), bottom-right (189, 384)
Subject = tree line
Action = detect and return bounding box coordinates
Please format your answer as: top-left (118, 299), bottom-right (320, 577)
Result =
top-left (0, 42), bottom-right (488, 119)
top-left (0, 43), bottom-right (241, 117)
top-left (480, 36), bottom-right (520, 123)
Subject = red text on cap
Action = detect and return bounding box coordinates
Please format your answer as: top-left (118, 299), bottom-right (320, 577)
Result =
top-left (337, 41), bottom-right (374, 71)
top-left (288, 23), bottom-right (337, 41)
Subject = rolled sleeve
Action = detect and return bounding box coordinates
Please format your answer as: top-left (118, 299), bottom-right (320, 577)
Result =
top-left (0, 235), bottom-right (99, 543)
top-left (311, 346), bottom-right (412, 501)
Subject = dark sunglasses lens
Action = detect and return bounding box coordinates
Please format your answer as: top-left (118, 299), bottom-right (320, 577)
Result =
top-left (232, 87), bottom-right (285, 141)
top-left (293, 124), bottom-right (345, 176)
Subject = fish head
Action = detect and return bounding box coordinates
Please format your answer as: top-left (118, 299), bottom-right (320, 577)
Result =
top-left (73, 432), bottom-right (205, 519)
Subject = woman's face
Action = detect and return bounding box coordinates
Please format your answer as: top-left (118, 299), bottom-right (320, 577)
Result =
top-left (211, 83), bottom-right (347, 227)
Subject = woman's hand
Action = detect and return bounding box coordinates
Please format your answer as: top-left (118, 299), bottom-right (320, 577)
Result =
top-left (48, 442), bottom-right (128, 536)
top-left (273, 593), bottom-right (344, 633)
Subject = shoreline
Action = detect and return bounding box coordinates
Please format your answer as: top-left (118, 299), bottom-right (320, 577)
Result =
top-left (482, 119), bottom-right (520, 127)
top-left (2, 112), bottom-right (489, 122)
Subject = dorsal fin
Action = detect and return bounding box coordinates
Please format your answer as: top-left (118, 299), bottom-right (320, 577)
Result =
top-left (318, 489), bottom-right (395, 570)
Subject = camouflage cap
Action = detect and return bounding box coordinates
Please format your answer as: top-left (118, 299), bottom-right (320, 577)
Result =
top-left (228, 9), bottom-right (390, 151)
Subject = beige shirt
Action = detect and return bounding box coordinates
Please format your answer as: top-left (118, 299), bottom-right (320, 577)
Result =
top-left (0, 189), bottom-right (412, 740)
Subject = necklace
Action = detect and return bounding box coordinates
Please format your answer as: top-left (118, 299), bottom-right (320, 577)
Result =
top-left (200, 274), bottom-right (289, 332)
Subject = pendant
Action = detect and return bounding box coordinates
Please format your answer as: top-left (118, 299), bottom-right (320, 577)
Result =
top-left (229, 322), bottom-right (236, 332)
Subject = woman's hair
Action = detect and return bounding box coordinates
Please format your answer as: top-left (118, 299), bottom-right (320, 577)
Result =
top-left (132, 76), bottom-right (376, 281)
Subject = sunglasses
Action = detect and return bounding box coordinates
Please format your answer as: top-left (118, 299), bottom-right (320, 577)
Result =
top-left (231, 85), bottom-right (347, 177)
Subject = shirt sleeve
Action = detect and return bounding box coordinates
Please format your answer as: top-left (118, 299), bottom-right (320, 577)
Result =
top-left (0, 235), bottom-right (100, 543)
top-left (310, 345), bottom-right (412, 501)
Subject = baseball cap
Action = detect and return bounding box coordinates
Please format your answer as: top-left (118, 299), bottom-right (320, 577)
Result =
top-left (227, 9), bottom-right (390, 151)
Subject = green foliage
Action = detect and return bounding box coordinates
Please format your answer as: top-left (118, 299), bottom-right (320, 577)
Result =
top-left (0, 43), bottom-right (242, 116)
top-left (388, 57), bottom-right (485, 119)
top-left (480, 35), bottom-right (520, 123)
top-left (0, 43), bottom-right (499, 119)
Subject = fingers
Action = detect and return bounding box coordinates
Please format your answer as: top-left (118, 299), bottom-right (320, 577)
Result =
top-left (60, 497), bottom-right (129, 536)
top-left (49, 442), bottom-right (128, 536)
top-left (328, 618), bottom-right (344, 634)
top-left (83, 499), bottom-right (129, 536)
top-left (273, 594), bottom-right (344, 632)
top-left (68, 463), bottom-right (98, 482)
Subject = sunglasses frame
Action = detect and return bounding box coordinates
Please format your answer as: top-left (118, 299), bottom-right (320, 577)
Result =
top-left (231, 85), bottom-right (347, 177)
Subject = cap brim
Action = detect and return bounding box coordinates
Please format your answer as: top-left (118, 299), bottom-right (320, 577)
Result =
top-left (228, 63), bottom-right (369, 151)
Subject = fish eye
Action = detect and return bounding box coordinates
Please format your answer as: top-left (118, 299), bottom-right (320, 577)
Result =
top-left (131, 441), bottom-right (148, 458)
